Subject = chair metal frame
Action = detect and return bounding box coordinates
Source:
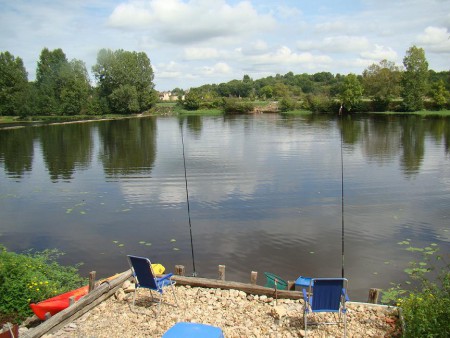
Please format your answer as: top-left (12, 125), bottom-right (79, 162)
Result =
top-left (302, 278), bottom-right (349, 338)
top-left (127, 255), bottom-right (178, 316)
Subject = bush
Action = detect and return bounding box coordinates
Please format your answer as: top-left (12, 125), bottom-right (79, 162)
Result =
top-left (221, 98), bottom-right (254, 114)
top-left (382, 242), bottom-right (449, 337)
top-left (398, 273), bottom-right (450, 337)
top-left (278, 96), bottom-right (297, 112)
top-left (304, 94), bottom-right (339, 113)
top-left (0, 245), bottom-right (86, 323)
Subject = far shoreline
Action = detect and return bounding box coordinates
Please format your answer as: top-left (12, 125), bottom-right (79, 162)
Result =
top-left (1, 107), bottom-right (450, 130)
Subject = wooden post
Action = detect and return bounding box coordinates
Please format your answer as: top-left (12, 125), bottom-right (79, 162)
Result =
top-left (287, 281), bottom-right (296, 291)
top-left (250, 271), bottom-right (258, 285)
top-left (368, 288), bottom-right (380, 304)
top-left (175, 265), bottom-right (185, 276)
top-left (88, 271), bottom-right (96, 293)
top-left (218, 265), bottom-right (226, 281)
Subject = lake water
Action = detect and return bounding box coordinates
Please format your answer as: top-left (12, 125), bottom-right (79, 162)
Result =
top-left (1, 114), bottom-right (449, 301)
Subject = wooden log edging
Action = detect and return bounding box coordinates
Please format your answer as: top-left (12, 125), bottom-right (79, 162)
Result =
top-left (171, 275), bottom-right (302, 300)
top-left (25, 270), bottom-right (132, 338)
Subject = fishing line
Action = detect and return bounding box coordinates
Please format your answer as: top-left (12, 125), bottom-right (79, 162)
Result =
top-left (180, 123), bottom-right (197, 277)
top-left (339, 108), bottom-right (345, 278)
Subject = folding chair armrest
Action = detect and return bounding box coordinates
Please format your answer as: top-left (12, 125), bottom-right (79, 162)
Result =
top-left (157, 273), bottom-right (174, 282)
top-left (342, 288), bottom-right (350, 302)
top-left (302, 288), bottom-right (309, 303)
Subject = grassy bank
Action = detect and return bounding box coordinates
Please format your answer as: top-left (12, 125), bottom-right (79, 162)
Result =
top-left (1, 107), bottom-right (449, 126)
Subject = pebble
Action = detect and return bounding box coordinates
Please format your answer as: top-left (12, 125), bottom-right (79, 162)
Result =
top-left (31, 285), bottom-right (400, 337)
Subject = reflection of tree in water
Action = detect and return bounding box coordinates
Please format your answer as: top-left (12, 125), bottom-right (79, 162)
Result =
top-left (0, 127), bottom-right (35, 178)
top-left (178, 116), bottom-right (203, 139)
top-left (98, 117), bottom-right (157, 177)
top-left (400, 116), bottom-right (425, 177)
top-left (360, 116), bottom-right (401, 163)
top-left (338, 115), bottom-right (362, 147)
top-left (338, 115), bottom-right (450, 177)
top-left (40, 124), bottom-right (93, 181)
top-left (425, 117), bottom-right (450, 155)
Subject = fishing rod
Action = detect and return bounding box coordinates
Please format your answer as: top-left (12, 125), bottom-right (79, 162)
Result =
top-left (180, 122), bottom-right (197, 277)
top-left (339, 105), bottom-right (345, 278)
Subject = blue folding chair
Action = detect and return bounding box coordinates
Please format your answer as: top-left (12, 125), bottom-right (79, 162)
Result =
top-left (302, 278), bottom-right (349, 337)
top-left (127, 255), bottom-right (178, 316)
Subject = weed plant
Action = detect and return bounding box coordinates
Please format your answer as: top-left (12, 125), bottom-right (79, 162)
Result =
top-left (0, 245), bottom-right (86, 323)
top-left (382, 242), bottom-right (449, 337)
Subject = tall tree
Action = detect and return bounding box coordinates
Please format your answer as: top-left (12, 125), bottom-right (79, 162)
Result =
top-left (0, 51), bottom-right (29, 116)
top-left (363, 59), bottom-right (401, 110)
top-left (401, 45), bottom-right (429, 111)
top-left (36, 48), bottom-right (68, 114)
top-left (339, 73), bottom-right (363, 111)
top-left (92, 49), bottom-right (156, 114)
top-left (59, 59), bottom-right (92, 115)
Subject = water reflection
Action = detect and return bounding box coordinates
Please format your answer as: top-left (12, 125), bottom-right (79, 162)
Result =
top-left (39, 124), bottom-right (94, 181)
top-left (98, 118), bottom-right (157, 177)
top-left (0, 127), bottom-right (35, 178)
top-left (0, 115), bottom-right (449, 301)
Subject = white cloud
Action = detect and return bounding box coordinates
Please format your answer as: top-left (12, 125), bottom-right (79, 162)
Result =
top-left (360, 44), bottom-right (399, 61)
top-left (297, 36), bottom-right (371, 53)
top-left (108, 0), bottom-right (276, 44)
top-left (249, 46), bottom-right (332, 68)
top-left (416, 26), bottom-right (450, 53)
top-left (184, 47), bottom-right (220, 60)
top-left (201, 62), bottom-right (231, 75)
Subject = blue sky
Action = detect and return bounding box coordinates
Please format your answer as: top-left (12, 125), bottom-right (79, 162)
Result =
top-left (1, 0), bottom-right (449, 90)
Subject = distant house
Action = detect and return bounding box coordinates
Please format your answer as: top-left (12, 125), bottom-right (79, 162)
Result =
top-left (159, 91), bottom-right (184, 101)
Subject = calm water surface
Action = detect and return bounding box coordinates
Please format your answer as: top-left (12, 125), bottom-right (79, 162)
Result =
top-left (1, 114), bottom-right (449, 301)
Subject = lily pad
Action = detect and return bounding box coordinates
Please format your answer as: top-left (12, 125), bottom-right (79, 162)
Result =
top-left (145, 243), bottom-right (152, 246)
top-left (170, 239), bottom-right (176, 243)
top-left (173, 248), bottom-right (180, 251)
top-left (118, 244), bottom-right (124, 247)
top-left (139, 241), bottom-right (146, 244)
top-left (113, 240), bottom-right (119, 244)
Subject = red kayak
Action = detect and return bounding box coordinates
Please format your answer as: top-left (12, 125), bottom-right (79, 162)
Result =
top-left (30, 285), bottom-right (89, 320)
top-left (30, 274), bottom-right (120, 320)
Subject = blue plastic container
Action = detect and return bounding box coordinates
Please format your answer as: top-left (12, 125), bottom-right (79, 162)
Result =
top-left (163, 322), bottom-right (224, 338)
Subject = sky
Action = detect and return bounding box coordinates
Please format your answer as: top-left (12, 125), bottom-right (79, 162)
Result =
top-left (1, 0), bottom-right (449, 91)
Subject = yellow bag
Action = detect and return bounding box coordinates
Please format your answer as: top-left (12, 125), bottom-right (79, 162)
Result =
top-left (151, 263), bottom-right (165, 275)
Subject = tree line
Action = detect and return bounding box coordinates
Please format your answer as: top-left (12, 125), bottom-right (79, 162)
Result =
top-left (0, 48), bottom-right (157, 117)
top-left (179, 45), bottom-right (449, 113)
top-left (1, 45), bottom-right (449, 117)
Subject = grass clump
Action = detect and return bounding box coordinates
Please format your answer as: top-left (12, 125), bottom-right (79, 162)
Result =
top-left (0, 245), bottom-right (86, 323)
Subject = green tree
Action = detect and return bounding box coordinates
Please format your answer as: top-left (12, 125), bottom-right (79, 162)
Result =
top-left (259, 85), bottom-right (273, 99)
top-left (362, 59), bottom-right (402, 110)
top-left (183, 89), bottom-right (202, 110)
top-left (431, 80), bottom-right (448, 110)
top-left (36, 48), bottom-right (69, 115)
top-left (339, 73), bottom-right (363, 111)
top-left (401, 45), bottom-right (429, 111)
top-left (92, 49), bottom-right (156, 114)
top-left (59, 60), bottom-right (91, 115)
top-left (0, 51), bottom-right (29, 116)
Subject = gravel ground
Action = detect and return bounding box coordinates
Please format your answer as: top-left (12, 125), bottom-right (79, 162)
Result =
top-left (21, 283), bottom-right (401, 338)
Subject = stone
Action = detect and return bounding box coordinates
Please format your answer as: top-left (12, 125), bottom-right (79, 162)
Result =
top-left (36, 285), bottom-right (399, 338)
